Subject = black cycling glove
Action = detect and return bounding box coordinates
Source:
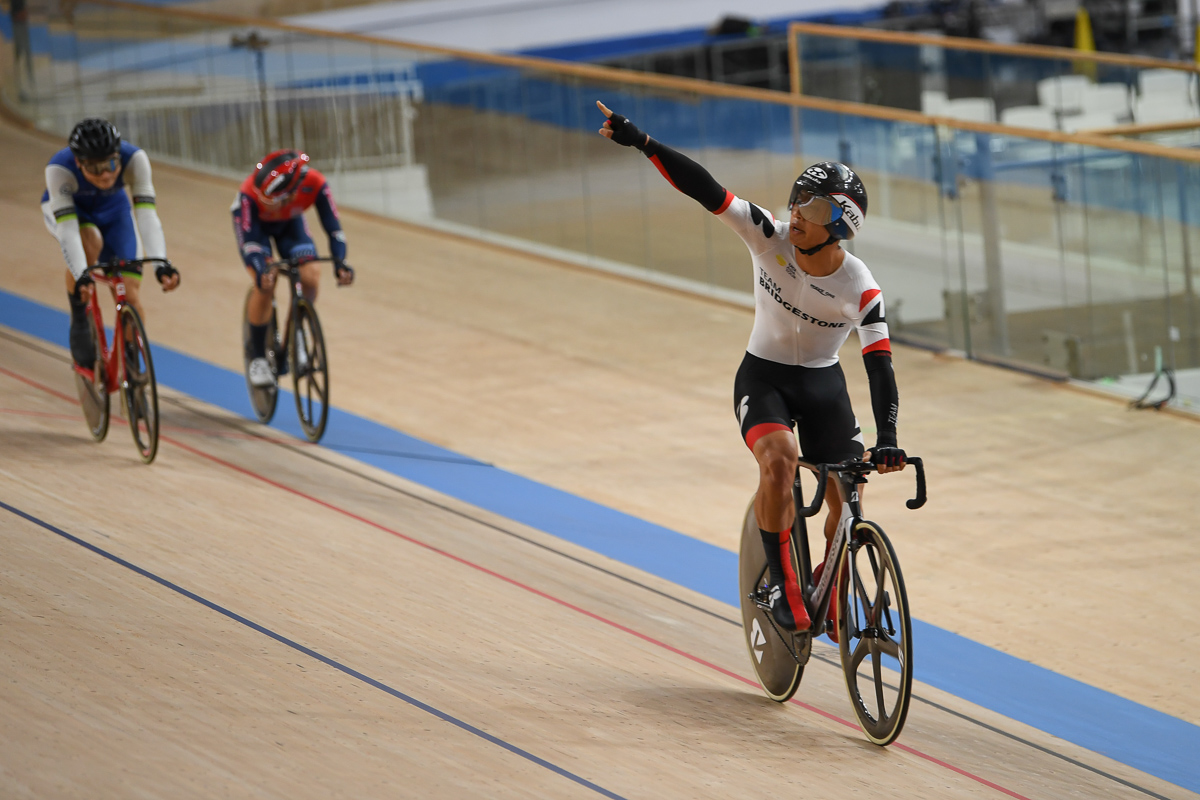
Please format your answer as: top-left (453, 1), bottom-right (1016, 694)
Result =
top-left (73, 271), bottom-right (94, 299)
top-left (334, 260), bottom-right (355, 284)
top-left (871, 446), bottom-right (906, 470)
top-left (605, 111), bottom-right (650, 151)
top-left (155, 260), bottom-right (180, 286)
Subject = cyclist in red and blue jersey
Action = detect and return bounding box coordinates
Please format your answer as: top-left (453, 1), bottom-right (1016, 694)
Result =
top-left (42, 118), bottom-right (180, 368)
top-left (233, 149), bottom-right (355, 388)
top-left (597, 101), bottom-right (905, 638)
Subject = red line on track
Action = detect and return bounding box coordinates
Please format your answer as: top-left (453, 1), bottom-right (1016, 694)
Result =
top-left (0, 368), bottom-right (309, 445)
top-left (0, 362), bottom-right (1031, 800)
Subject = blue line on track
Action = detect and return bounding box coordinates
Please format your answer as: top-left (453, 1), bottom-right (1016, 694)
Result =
top-left (2, 288), bottom-right (1197, 793)
top-left (0, 498), bottom-right (628, 800)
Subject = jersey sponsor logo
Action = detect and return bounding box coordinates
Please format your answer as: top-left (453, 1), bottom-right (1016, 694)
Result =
top-left (775, 254), bottom-right (797, 279)
top-left (748, 203), bottom-right (775, 239)
top-left (810, 283), bottom-right (834, 298)
top-left (759, 270), bottom-right (848, 328)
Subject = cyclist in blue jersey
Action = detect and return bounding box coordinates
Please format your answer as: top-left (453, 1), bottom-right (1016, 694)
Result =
top-left (41, 118), bottom-right (180, 367)
top-left (597, 100), bottom-right (906, 638)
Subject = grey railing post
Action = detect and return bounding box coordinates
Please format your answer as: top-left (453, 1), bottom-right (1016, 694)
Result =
top-left (975, 131), bottom-right (1010, 355)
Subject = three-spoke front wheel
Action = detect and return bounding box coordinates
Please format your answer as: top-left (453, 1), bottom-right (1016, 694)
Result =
top-left (119, 305), bottom-right (159, 464)
top-left (836, 520), bottom-right (913, 745)
top-left (289, 299), bottom-right (329, 443)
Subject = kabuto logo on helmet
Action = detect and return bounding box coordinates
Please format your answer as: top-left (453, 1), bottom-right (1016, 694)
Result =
top-left (831, 193), bottom-right (864, 235)
top-left (804, 166), bottom-right (828, 181)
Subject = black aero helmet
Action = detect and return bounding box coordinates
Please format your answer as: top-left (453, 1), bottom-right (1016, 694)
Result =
top-left (788, 161), bottom-right (868, 241)
top-left (68, 118), bottom-right (121, 161)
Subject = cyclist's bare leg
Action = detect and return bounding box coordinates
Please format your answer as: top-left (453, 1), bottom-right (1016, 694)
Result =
top-left (752, 428), bottom-right (815, 630)
top-left (298, 260), bottom-right (320, 302)
top-left (245, 267), bottom-right (276, 326)
top-left (751, 429), bottom-right (798, 533)
top-left (121, 277), bottom-right (145, 325)
top-left (79, 224), bottom-right (102, 267)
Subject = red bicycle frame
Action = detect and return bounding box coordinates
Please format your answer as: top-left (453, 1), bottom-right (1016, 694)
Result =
top-left (72, 266), bottom-right (131, 393)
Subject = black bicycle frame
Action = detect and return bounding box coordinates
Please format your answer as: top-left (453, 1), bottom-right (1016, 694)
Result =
top-left (790, 457), bottom-right (926, 634)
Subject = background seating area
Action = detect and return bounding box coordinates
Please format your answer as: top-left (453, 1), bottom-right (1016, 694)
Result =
top-left (923, 69), bottom-right (1197, 131)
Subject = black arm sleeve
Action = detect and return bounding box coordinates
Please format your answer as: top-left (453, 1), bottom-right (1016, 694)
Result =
top-left (863, 351), bottom-right (899, 448)
top-left (642, 138), bottom-right (730, 213)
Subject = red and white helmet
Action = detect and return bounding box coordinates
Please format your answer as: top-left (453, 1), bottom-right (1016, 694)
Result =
top-left (252, 149), bottom-right (310, 203)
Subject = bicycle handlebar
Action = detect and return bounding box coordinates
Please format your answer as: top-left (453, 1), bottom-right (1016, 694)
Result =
top-left (91, 257), bottom-right (172, 275)
top-left (795, 456), bottom-right (926, 517)
top-left (265, 256), bottom-right (338, 271)
top-left (796, 464), bottom-right (830, 518)
top-left (905, 457), bottom-right (926, 510)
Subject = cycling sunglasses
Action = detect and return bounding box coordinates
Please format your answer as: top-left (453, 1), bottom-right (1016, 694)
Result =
top-left (787, 188), bottom-right (844, 226)
top-left (80, 155), bottom-right (120, 176)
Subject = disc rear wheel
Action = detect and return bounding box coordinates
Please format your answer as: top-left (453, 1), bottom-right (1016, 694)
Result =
top-left (290, 299), bottom-right (329, 443)
top-left (242, 288), bottom-right (279, 424)
top-left (119, 305), bottom-right (159, 464)
top-left (74, 307), bottom-right (109, 442)
top-left (739, 497), bottom-right (808, 702)
top-left (836, 520), bottom-right (913, 745)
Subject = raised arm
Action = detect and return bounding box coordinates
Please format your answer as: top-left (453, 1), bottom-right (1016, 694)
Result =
top-left (597, 100), bottom-right (730, 212)
top-left (597, 100), bottom-right (782, 254)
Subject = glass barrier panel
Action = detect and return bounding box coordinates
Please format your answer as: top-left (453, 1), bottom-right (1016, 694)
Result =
top-left (15, 2), bottom-right (1198, 410)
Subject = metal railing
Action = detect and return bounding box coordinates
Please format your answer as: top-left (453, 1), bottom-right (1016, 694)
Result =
top-left (4, 1), bottom-right (1199, 410)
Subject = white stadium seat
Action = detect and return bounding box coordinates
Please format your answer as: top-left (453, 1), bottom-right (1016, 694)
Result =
top-left (1037, 74), bottom-right (1090, 113)
top-left (942, 96), bottom-right (996, 122)
top-left (1133, 95), bottom-right (1199, 125)
top-left (1138, 68), bottom-right (1192, 97)
top-left (921, 89), bottom-right (948, 116)
top-left (999, 105), bottom-right (1057, 130)
top-left (1081, 82), bottom-right (1131, 118)
top-left (1061, 110), bottom-right (1120, 132)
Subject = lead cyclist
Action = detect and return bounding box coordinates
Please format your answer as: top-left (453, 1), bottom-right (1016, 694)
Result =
top-left (597, 101), bottom-right (906, 638)
top-left (41, 118), bottom-right (180, 368)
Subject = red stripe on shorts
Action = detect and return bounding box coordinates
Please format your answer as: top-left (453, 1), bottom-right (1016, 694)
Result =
top-left (744, 422), bottom-right (791, 451)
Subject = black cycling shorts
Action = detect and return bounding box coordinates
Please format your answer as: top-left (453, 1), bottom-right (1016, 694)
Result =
top-left (733, 351), bottom-right (864, 464)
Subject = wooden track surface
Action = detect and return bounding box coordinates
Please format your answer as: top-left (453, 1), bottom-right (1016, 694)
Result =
top-left (1, 118), bottom-right (1197, 798)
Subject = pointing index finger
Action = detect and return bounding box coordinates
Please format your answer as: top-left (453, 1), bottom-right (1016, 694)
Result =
top-left (596, 100), bottom-right (613, 118)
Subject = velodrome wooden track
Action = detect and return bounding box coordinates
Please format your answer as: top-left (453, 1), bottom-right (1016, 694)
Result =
top-left (1, 117), bottom-right (1197, 798)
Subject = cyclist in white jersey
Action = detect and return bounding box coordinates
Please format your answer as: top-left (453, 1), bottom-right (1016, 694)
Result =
top-left (598, 101), bottom-right (906, 636)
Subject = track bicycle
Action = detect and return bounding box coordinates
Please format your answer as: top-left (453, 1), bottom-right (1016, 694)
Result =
top-left (72, 258), bottom-right (167, 464)
top-left (241, 256), bottom-right (332, 443)
top-left (739, 454), bottom-right (926, 745)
